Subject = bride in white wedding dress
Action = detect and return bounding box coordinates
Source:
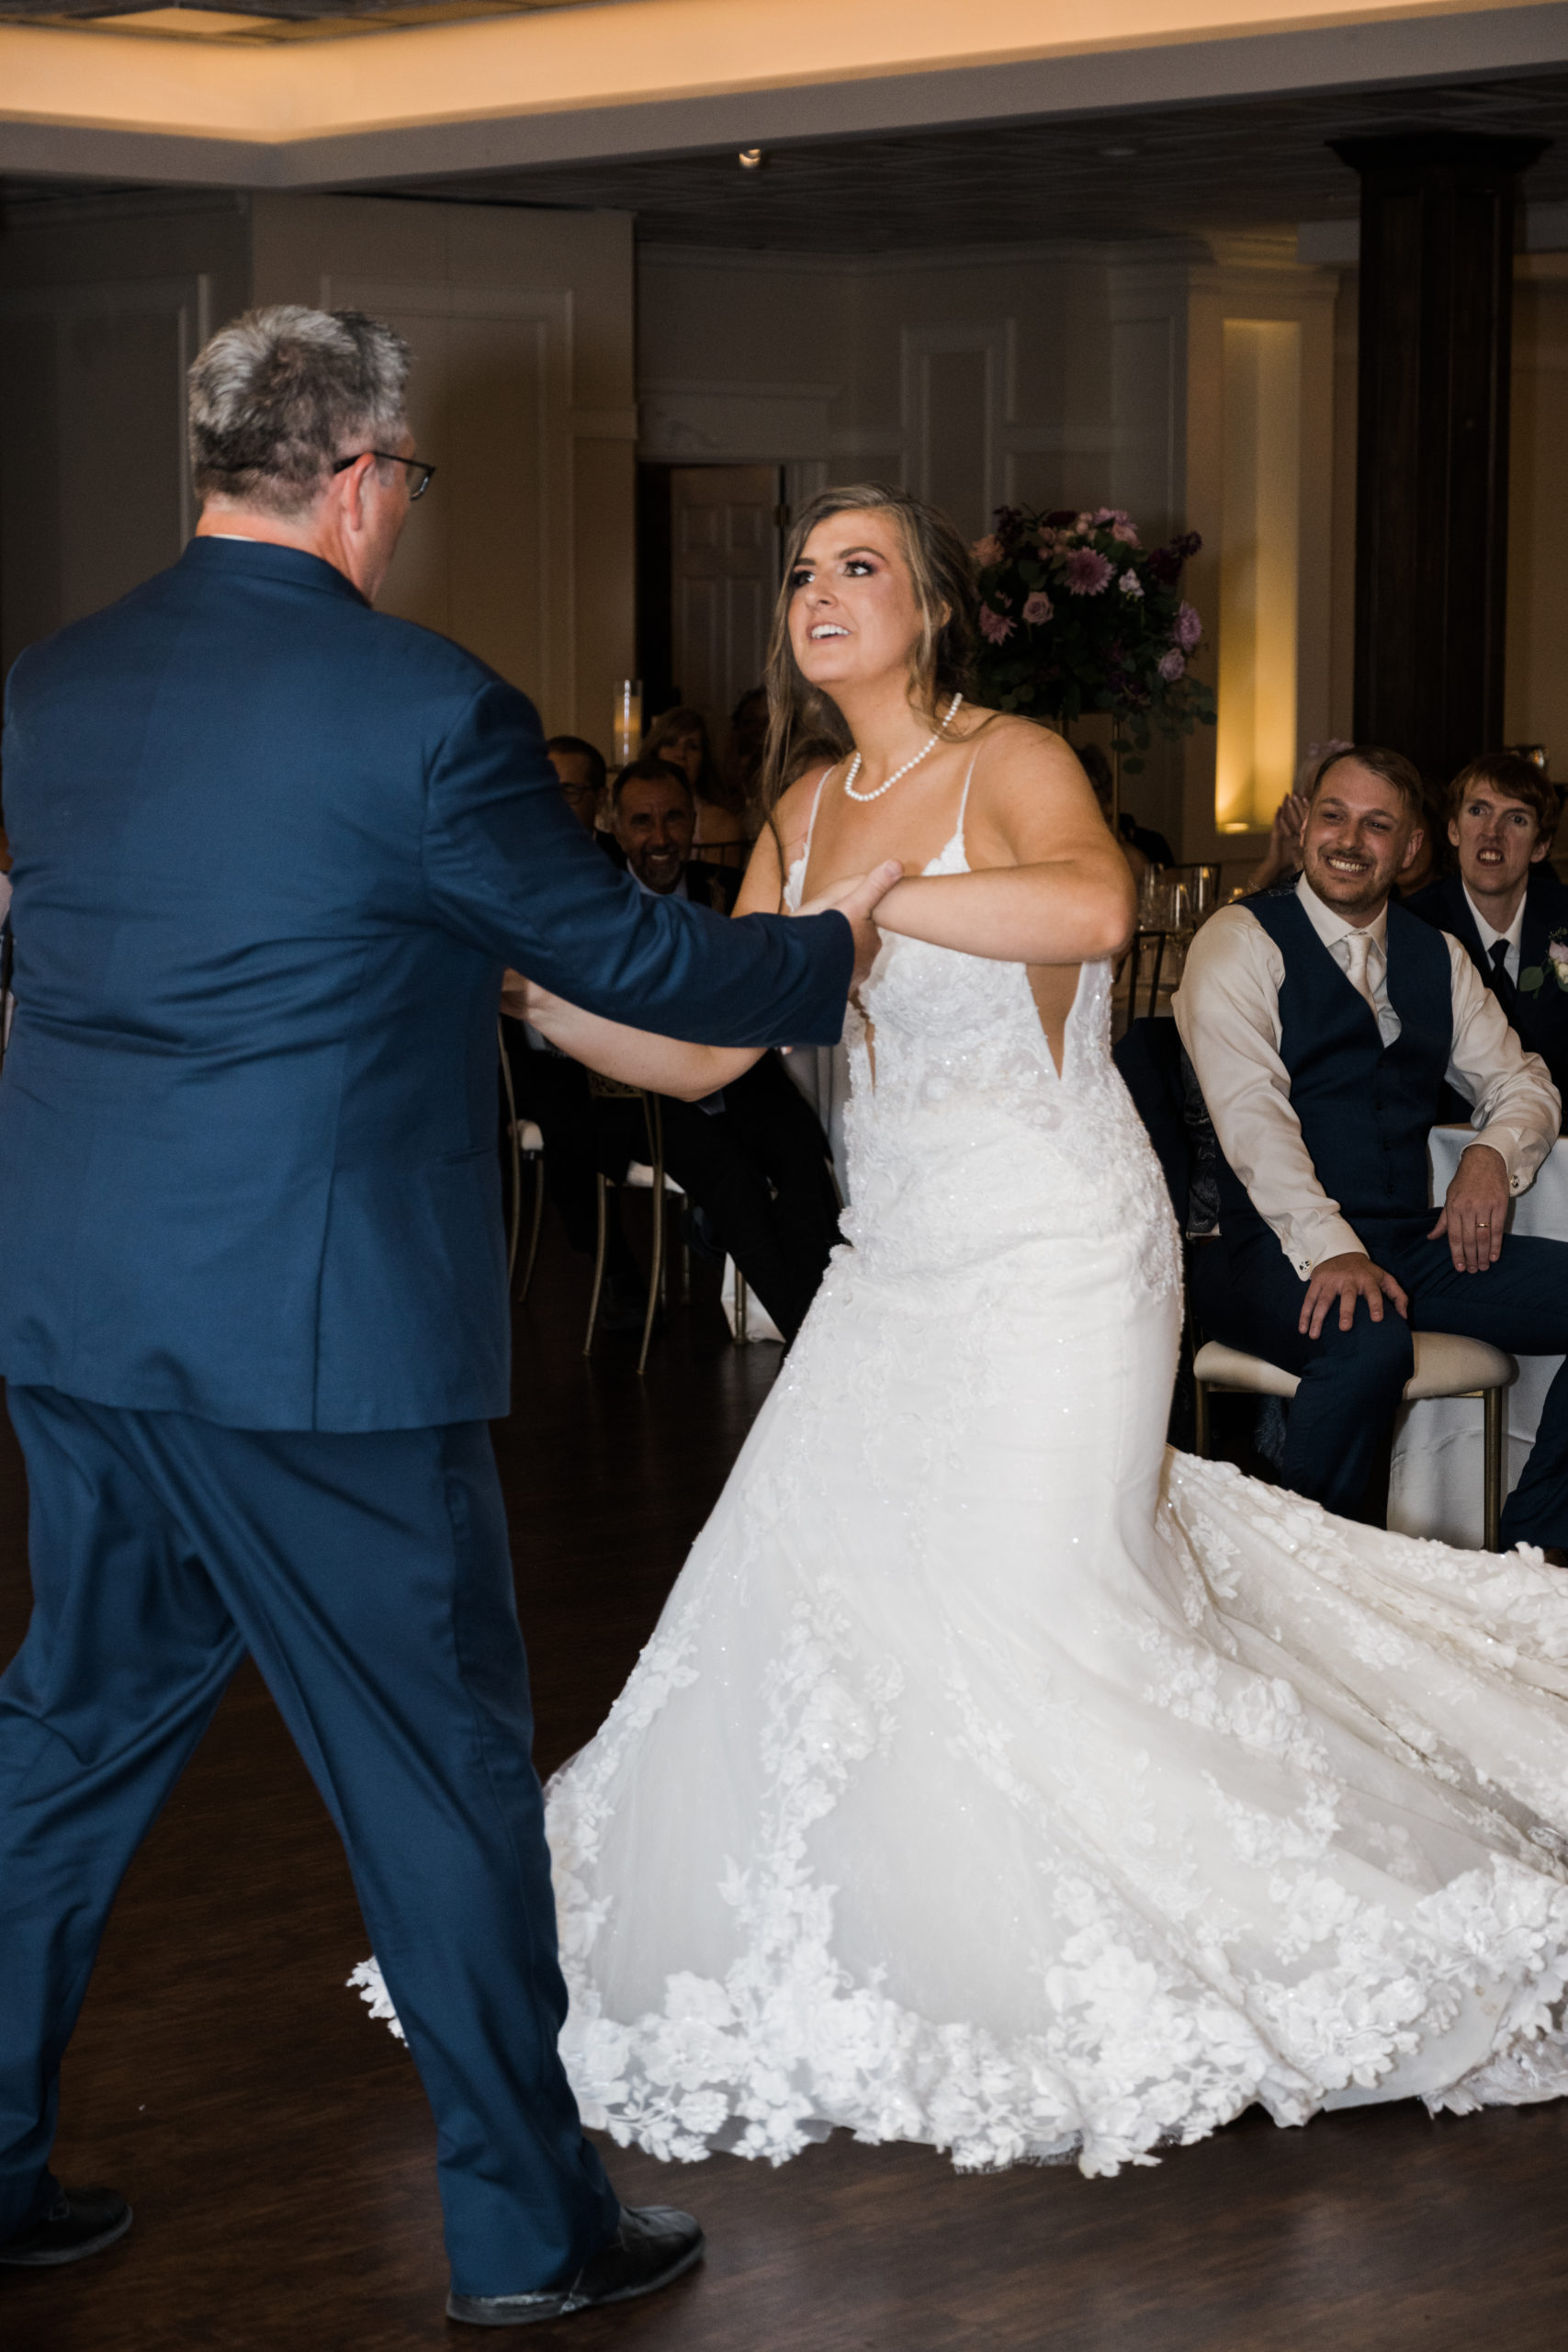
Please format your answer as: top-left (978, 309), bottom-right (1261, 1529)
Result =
top-left (367, 484), bottom-right (1568, 2177)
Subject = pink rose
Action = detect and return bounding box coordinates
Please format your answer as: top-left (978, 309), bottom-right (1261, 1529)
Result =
top-left (1111, 520), bottom-right (1140, 546)
top-left (1064, 548), bottom-right (1113, 596)
top-left (973, 535), bottom-right (1005, 568)
top-left (1158, 649), bottom-right (1186, 683)
top-left (1021, 591), bottom-right (1054, 625)
top-left (979, 605), bottom-right (1016, 645)
top-left (1175, 602), bottom-right (1201, 651)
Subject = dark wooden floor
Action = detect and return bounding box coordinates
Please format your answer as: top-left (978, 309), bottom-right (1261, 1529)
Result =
top-left (5, 1218), bottom-right (1568, 2350)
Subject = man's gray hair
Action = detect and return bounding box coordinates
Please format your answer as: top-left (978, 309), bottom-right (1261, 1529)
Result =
top-left (188, 305), bottom-right (412, 519)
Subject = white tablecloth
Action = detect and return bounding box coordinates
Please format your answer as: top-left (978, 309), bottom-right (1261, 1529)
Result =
top-left (1386, 1127), bottom-right (1568, 1547)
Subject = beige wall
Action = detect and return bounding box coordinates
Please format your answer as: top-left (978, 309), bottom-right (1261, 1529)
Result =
top-left (0, 197), bottom-right (250, 675)
top-left (250, 195), bottom-right (636, 744)
top-left (0, 192), bottom-right (635, 745)
top-left (637, 240), bottom-right (1195, 851)
top-left (1179, 251), bottom-right (1342, 872)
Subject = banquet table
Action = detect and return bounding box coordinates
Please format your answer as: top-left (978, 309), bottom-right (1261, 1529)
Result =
top-left (1386, 1126), bottom-right (1568, 1548)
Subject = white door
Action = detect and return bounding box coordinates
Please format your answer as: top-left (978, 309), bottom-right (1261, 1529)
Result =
top-left (669, 464), bottom-right (780, 741)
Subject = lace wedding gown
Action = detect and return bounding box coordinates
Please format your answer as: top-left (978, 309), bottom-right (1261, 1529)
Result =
top-left (363, 784), bottom-right (1568, 2176)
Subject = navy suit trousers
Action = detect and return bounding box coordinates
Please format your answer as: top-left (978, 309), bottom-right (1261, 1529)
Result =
top-left (0, 1386), bottom-right (618, 2292)
top-left (1192, 1220), bottom-right (1568, 1547)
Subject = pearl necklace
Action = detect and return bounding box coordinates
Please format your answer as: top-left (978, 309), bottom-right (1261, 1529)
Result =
top-left (842, 693), bottom-right (964, 802)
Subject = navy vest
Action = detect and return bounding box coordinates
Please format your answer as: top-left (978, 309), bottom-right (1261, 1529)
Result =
top-left (1213, 888), bottom-right (1454, 1248)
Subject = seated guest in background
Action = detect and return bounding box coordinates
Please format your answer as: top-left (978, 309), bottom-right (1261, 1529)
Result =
top-left (721, 685), bottom-right (770, 822)
top-left (510, 753), bottom-right (841, 1344)
top-left (643, 705), bottom-right (750, 868)
top-left (545, 733), bottom-right (607, 834)
top-left (1408, 751), bottom-right (1568, 1117)
top-left (1175, 744), bottom-right (1568, 1554)
top-left (611, 752), bottom-right (735, 910)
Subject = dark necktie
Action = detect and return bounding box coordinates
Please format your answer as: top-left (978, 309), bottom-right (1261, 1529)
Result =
top-left (1489, 935), bottom-right (1519, 1015)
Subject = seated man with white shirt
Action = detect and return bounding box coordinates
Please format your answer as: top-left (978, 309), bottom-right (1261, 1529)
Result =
top-left (1175, 743), bottom-right (1568, 1553)
top-left (1407, 750), bottom-right (1568, 1122)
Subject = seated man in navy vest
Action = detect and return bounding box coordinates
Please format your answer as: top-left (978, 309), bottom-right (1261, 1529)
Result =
top-left (1407, 749), bottom-right (1568, 1121)
top-left (1175, 744), bottom-right (1568, 1554)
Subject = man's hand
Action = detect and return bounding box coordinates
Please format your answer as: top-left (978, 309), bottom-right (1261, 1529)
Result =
top-left (798, 861), bottom-right (905, 993)
top-left (1429, 1141), bottom-right (1508, 1273)
top-left (1299, 1251), bottom-right (1409, 1340)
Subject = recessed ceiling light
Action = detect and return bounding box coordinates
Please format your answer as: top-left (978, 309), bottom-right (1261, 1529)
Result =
top-left (739, 150), bottom-right (766, 172)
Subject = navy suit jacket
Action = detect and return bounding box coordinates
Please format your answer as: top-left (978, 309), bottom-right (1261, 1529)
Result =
top-left (0, 537), bottom-right (852, 1430)
top-left (1407, 865), bottom-right (1568, 1122)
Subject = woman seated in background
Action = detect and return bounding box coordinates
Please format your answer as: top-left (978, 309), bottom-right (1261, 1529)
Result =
top-left (643, 706), bottom-right (750, 868)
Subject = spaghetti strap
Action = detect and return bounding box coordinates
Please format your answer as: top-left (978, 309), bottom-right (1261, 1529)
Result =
top-left (954, 747), bottom-right (980, 854)
top-left (805, 768), bottom-right (830, 859)
top-left (795, 765), bottom-right (831, 890)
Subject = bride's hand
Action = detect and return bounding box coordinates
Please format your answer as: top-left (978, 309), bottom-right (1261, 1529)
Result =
top-left (501, 968), bottom-right (560, 1024)
top-left (796, 861), bottom-right (904, 993)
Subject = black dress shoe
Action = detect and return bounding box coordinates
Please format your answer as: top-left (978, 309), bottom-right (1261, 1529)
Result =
top-left (446, 2204), bottom-right (704, 2328)
top-left (0, 2185), bottom-right (132, 2267)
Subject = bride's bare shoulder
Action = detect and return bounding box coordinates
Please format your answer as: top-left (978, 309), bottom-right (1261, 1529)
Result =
top-left (960, 709), bottom-right (1079, 770)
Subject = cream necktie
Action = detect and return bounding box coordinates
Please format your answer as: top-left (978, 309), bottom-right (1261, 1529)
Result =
top-left (1341, 928), bottom-right (1379, 1020)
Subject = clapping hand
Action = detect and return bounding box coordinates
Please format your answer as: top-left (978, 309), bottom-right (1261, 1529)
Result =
top-left (796, 860), bottom-right (905, 991)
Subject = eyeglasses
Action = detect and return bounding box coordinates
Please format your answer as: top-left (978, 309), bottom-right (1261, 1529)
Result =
top-left (332, 451), bottom-right (437, 501)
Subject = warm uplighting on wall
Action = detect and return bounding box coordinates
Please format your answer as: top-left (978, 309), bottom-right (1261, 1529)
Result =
top-left (1215, 319), bottom-right (1302, 834)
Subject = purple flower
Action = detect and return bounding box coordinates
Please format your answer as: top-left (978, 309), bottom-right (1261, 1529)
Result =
top-left (1043, 508), bottom-right (1078, 528)
top-left (1174, 602), bottom-right (1201, 651)
top-left (1063, 549), bottom-right (1113, 596)
top-left (1158, 649), bottom-right (1186, 683)
top-left (979, 605), bottom-right (1016, 645)
top-left (1146, 548), bottom-right (1182, 586)
top-left (1021, 591), bottom-right (1054, 625)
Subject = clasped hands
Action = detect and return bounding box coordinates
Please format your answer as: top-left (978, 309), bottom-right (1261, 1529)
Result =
top-left (1297, 1143), bottom-right (1509, 1339)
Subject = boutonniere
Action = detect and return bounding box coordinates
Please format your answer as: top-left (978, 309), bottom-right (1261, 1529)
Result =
top-left (1518, 929), bottom-right (1568, 996)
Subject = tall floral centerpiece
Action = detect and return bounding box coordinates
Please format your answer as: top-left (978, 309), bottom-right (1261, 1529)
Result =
top-left (970, 505), bottom-right (1216, 826)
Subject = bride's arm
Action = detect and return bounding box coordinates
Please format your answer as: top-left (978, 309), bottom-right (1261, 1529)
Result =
top-left (873, 724), bottom-right (1135, 965)
top-left (511, 792), bottom-right (884, 1102)
top-left (510, 980), bottom-right (765, 1102)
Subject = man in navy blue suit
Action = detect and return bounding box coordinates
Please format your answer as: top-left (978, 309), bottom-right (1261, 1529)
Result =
top-left (0, 308), bottom-right (894, 2325)
top-left (1407, 750), bottom-right (1568, 1121)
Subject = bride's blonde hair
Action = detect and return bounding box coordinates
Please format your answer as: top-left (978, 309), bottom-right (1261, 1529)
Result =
top-left (760, 484), bottom-right (978, 822)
